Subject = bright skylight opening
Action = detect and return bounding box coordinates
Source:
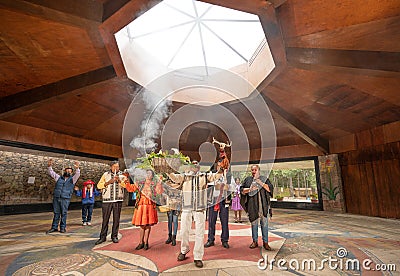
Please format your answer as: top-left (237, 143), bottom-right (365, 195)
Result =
top-left (117, 0), bottom-right (267, 71)
top-left (115, 0), bottom-right (275, 104)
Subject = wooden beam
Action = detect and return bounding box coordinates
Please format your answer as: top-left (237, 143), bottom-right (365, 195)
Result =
top-left (0, 139), bottom-right (117, 160)
top-left (258, 3), bottom-right (286, 67)
top-left (2, 0), bottom-right (103, 22)
top-left (256, 2), bottom-right (287, 91)
top-left (99, 0), bottom-right (160, 77)
top-left (257, 65), bottom-right (287, 94)
top-left (199, 0), bottom-right (267, 14)
top-left (285, 16), bottom-right (400, 52)
top-left (267, 0), bottom-right (287, 8)
top-left (0, 120), bottom-right (122, 157)
top-left (287, 47), bottom-right (400, 72)
top-left (185, 143), bottom-right (321, 162)
top-left (260, 92), bottom-right (330, 154)
top-left (0, 66), bottom-right (116, 119)
top-left (286, 64), bottom-right (400, 79)
top-left (102, 0), bottom-right (130, 21)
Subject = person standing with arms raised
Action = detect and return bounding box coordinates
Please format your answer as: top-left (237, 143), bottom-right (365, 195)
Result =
top-left (46, 159), bottom-right (80, 234)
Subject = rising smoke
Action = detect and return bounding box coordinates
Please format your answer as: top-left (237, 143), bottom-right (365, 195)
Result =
top-left (128, 88), bottom-right (172, 181)
top-left (126, 165), bottom-right (148, 182)
top-left (130, 88), bottom-right (172, 155)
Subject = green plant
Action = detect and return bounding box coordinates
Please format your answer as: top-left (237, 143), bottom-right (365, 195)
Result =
top-left (136, 150), bottom-right (191, 170)
top-left (310, 193), bottom-right (318, 199)
top-left (275, 195), bottom-right (284, 200)
top-left (322, 183), bottom-right (339, 200)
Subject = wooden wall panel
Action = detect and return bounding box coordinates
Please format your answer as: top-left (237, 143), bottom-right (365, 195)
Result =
top-left (278, 0), bottom-right (400, 38)
top-left (355, 129), bottom-right (374, 149)
top-left (340, 142), bottom-right (400, 218)
top-left (394, 157), bottom-right (400, 218)
top-left (385, 156), bottom-right (400, 218)
top-left (330, 135), bottom-right (356, 153)
top-left (341, 163), bottom-right (360, 215)
top-left (371, 127), bottom-right (385, 146)
top-left (363, 162), bottom-right (379, 217)
top-left (383, 121), bottom-right (400, 143)
top-left (332, 121), bottom-right (400, 153)
top-left (285, 16), bottom-right (400, 52)
top-left (355, 162), bottom-right (372, 217)
top-left (373, 160), bottom-right (390, 218)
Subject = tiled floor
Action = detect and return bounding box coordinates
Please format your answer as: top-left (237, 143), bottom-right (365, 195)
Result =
top-left (1, 207), bottom-right (399, 275)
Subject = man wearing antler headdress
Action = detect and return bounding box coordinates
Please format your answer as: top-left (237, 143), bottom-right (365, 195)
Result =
top-left (205, 138), bottom-right (235, 249)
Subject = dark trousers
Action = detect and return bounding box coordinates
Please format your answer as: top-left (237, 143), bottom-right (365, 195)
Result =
top-left (51, 197), bottom-right (70, 230)
top-left (167, 210), bottom-right (179, 236)
top-left (99, 201), bottom-right (122, 239)
top-left (82, 203), bottom-right (94, 222)
top-left (207, 199), bottom-right (229, 242)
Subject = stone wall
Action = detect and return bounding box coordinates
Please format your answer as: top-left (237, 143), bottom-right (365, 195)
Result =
top-left (0, 148), bottom-right (111, 205)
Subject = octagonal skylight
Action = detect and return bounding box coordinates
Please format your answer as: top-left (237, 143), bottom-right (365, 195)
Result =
top-left (115, 0), bottom-right (275, 104)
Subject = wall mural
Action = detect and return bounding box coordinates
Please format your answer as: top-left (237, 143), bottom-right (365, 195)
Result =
top-left (318, 154), bottom-right (346, 212)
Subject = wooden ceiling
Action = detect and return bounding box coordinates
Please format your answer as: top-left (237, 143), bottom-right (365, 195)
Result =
top-left (0, 0), bottom-right (399, 159)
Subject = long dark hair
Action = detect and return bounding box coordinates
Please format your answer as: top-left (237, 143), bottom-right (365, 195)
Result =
top-left (146, 169), bottom-right (155, 180)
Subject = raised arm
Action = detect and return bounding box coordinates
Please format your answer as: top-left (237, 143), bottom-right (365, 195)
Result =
top-left (72, 161), bottom-right (80, 184)
top-left (47, 159), bottom-right (60, 181)
top-left (72, 162), bottom-right (80, 184)
top-left (125, 182), bottom-right (138, 193)
top-left (97, 173), bottom-right (108, 189)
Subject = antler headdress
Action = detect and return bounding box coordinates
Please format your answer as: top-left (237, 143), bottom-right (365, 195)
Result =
top-left (212, 137), bottom-right (231, 170)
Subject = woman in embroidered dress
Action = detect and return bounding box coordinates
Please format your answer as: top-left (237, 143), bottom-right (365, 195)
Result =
top-left (231, 177), bottom-right (244, 222)
top-left (125, 169), bottom-right (162, 250)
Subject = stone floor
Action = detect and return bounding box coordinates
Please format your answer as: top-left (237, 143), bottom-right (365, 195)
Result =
top-left (0, 207), bottom-right (399, 275)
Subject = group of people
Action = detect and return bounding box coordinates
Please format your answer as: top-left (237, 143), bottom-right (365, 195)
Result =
top-left (45, 157), bottom-right (274, 269)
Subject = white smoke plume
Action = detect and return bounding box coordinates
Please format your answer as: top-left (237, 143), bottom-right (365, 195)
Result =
top-left (130, 88), bottom-right (172, 155)
top-left (127, 164), bottom-right (148, 182)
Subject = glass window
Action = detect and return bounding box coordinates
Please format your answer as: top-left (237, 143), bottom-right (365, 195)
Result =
top-left (230, 159), bottom-right (319, 204)
top-left (268, 160), bottom-right (318, 203)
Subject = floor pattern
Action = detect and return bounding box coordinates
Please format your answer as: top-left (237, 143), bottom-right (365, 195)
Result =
top-left (0, 208), bottom-right (398, 275)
